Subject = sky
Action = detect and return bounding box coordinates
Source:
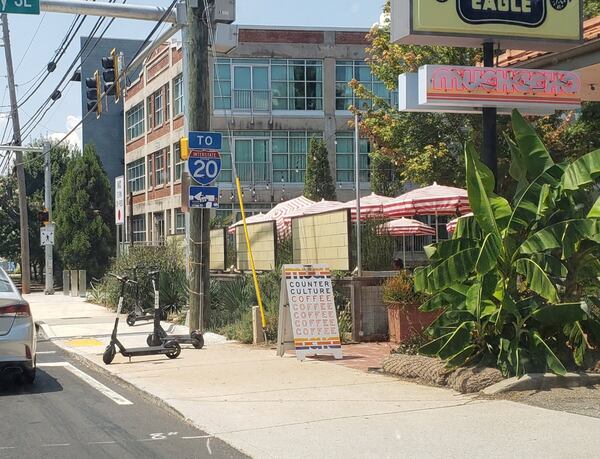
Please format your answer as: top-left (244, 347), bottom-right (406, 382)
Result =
top-left (0, 0), bottom-right (384, 151)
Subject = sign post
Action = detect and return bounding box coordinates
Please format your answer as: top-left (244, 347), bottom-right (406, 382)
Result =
top-left (277, 264), bottom-right (343, 361)
top-left (115, 176), bottom-right (125, 255)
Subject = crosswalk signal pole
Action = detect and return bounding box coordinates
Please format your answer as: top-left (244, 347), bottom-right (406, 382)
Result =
top-left (43, 141), bottom-right (54, 295)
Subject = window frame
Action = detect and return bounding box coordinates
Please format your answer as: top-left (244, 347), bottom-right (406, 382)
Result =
top-left (127, 158), bottom-right (146, 193)
top-left (125, 102), bottom-right (144, 141)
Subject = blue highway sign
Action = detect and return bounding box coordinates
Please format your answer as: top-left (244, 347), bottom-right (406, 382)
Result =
top-left (189, 186), bottom-right (219, 209)
top-left (188, 150), bottom-right (222, 185)
top-left (189, 131), bottom-right (222, 150)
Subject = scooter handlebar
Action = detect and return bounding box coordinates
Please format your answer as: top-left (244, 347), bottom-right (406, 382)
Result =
top-left (108, 273), bottom-right (138, 285)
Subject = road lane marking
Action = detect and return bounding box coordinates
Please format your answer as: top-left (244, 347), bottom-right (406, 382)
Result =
top-left (0, 447), bottom-right (16, 450)
top-left (38, 362), bottom-right (133, 406)
top-left (182, 435), bottom-right (212, 439)
top-left (88, 441), bottom-right (116, 445)
top-left (42, 443), bottom-right (71, 447)
top-left (36, 351), bottom-right (56, 354)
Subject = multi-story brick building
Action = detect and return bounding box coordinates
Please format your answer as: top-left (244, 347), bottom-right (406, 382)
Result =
top-left (123, 26), bottom-right (395, 243)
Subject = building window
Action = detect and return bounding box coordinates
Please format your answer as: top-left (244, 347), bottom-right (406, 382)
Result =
top-left (173, 74), bottom-right (184, 115)
top-left (335, 60), bottom-right (395, 111)
top-left (213, 59), bottom-right (323, 112)
top-left (154, 150), bottom-right (165, 186)
top-left (125, 102), bottom-right (144, 141)
top-left (271, 59), bottom-right (323, 111)
top-left (174, 142), bottom-right (183, 181)
top-left (175, 208), bottom-right (186, 234)
top-left (146, 96), bottom-right (153, 130)
top-left (216, 131), bottom-right (319, 184)
top-left (153, 90), bottom-right (163, 127)
top-left (166, 149), bottom-right (171, 184)
top-left (272, 132), bottom-right (315, 183)
top-left (132, 215), bottom-right (146, 242)
top-left (165, 84), bottom-right (171, 121)
top-left (335, 132), bottom-right (370, 183)
top-left (127, 158), bottom-right (145, 193)
top-left (147, 155), bottom-right (153, 188)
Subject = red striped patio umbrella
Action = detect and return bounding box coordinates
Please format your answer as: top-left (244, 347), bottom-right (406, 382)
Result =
top-left (384, 182), bottom-right (470, 218)
top-left (446, 212), bottom-right (474, 234)
top-left (377, 217), bottom-right (436, 268)
top-left (345, 192), bottom-right (395, 221)
top-left (264, 196), bottom-right (315, 238)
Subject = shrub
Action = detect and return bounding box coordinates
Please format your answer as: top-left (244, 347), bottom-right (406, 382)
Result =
top-left (382, 271), bottom-right (427, 308)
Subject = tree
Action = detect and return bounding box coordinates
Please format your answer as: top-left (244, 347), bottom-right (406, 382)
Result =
top-left (303, 137), bottom-right (336, 201)
top-left (369, 151), bottom-right (402, 197)
top-left (415, 110), bottom-right (600, 376)
top-left (55, 144), bottom-right (115, 280)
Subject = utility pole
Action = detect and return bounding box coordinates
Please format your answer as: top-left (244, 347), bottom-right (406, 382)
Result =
top-left (481, 42), bottom-right (497, 182)
top-left (185, 0), bottom-right (213, 332)
top-left (2, 14), bottom-right (31, 294)
top-left (43, 141), bottom-right (54, 295)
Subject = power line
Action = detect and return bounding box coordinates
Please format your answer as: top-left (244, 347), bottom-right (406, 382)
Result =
top-left (14, 12), bottom-right (46, 73)
top-left (15, 0), bottom-right (180, 169)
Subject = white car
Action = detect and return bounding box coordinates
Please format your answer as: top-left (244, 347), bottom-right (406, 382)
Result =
top-left (0, 268), bottom-right (36, 383)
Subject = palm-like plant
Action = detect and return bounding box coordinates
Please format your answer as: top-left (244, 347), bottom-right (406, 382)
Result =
top-left (415, 110), bottom-right (600, 376)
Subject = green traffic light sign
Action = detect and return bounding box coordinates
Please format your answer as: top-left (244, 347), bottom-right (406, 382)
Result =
top-left (0, 0), bottom-right (40, 15)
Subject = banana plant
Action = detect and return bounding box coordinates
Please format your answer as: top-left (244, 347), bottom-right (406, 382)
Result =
top-left (415, 109), bottom-right (600, 376)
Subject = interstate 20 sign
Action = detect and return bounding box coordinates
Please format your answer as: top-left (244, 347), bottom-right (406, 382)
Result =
top-left (391, 0), bottom-right (582, 51)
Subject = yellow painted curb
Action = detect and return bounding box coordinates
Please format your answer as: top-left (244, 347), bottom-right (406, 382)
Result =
top-left (66, 338), bottom-right (103, 347)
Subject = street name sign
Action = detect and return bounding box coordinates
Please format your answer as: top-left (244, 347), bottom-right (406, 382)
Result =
top-left (188, 131), bottom-right (222, 150)
top-left (114, 176), bottom-right (125, 225)
top-left (188, 149), bottom-right (222, 185)
top-left (276, 264), bottom-right (342, 361)
top-left (0, 0), bottom-right (40, 15)
top-left (391, 0), bottom-right (582, 50)
top-left (40, 224), bottom-right (55, 246)
top-left (189, 185), bottom-right (219, 209)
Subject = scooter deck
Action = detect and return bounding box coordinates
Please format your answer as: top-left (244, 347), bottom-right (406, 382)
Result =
top-left (122, 346), bottom-right (172, 356)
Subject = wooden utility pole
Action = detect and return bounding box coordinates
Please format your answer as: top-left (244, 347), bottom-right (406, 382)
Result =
top-left (185, 0), bottom-right (213, 331)
top-left (2, 14), bottom-right (31, 294)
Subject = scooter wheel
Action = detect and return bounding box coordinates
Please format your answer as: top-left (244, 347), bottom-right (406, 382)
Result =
top-left (191, 330), bottom-right (204, 349)
top-left (147, 333), bottom-right (158, 347)
top-left (126, 313), bottom-right (136, 327)
top-left (103, 345), bottom-right (116, 365)
top-left (164, 340), bottom-right (181, 359)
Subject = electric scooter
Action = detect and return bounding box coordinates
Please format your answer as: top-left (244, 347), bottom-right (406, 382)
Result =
top-left (103, 273), bottom-right (181, 365)
top-left (146, 270), bottom-right (204, 349)
top-left (125, 267), bottom-right (165, 326)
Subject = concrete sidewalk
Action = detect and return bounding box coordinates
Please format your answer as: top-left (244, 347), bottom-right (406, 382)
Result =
top-left (26, 293), bottom-right (600, 459)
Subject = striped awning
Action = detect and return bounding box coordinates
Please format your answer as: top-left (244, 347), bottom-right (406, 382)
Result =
top-left (377, 217), bottom-right (436, 236)
top-left (264, 196), bottom-right (315, 238)
top-left (446, 212), bottom-right (474, 234)
top-left (227, 213), bottom-right (272, 234)
top-left (345, 192), bottom-right (395, 220)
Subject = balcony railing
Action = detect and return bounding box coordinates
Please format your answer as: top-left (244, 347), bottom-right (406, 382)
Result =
top-left (233, 89), bottom-right (271, 113)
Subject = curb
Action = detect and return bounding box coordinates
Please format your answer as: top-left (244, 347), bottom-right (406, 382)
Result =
top-left (483, 372), bottom-right (600, 395)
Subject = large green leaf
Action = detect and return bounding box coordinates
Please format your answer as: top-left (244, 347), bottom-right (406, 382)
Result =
top-left (453, 215), bottom-right (482, 240)
top-left (465, 143), bottom-right (505, 238)
top-left (465, 282), bottom-right (482, 318)
top-left (529, 253), bottom-right (567, 278)
top-left (446, 344), bottom-right (479, 367)
top-left (532, 331), bottom-right (567, 375)
top-left (531, 302), bottom-right (587, 326)
top-left (419, 284), bottom-right (469, 312)
top-left (475, 233), bottom-right (501, 275)
top-left (437, 322), bottom-right (473, 359)
top-left (515, 258), bottom-right (559, 303)
top-left (587, 196), bottom-right (600, 218)
top-left (505, 134), bottom-right (528, 195)
top-left (418, 331), bottom-right (453, 356)
top-left (424, 247), bottom-right (479, 291)
top-left (511, 109), bottom-right (554, 180)
top-left (562, 149), bottom-right (600, 191)
top-left (519, 219), bottom-right (599, 255)
top-left (424, 238), bottom-right (478, 261)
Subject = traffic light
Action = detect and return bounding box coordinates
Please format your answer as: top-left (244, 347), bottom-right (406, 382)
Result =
top-left (101, 48), bottom-right (121, 102)
top-left (179, 137), bottom-right (189, 161)
top-left (85, 71), bottom-right (102, 118)
top-left (37, 209), bottom-right (49, 226)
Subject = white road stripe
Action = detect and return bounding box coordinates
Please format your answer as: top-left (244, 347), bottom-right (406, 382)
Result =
top-left (42, 443), bottom-right (71, 447)
top-left (38, 362), bottom-right (133, 406)
top-left (36, 351), bottom-right (57, 354)
top-left (0, 447), bottom-right (16, 450)
top-left (182, 435), bottom-right (212, 439)
top-left (88, 441), bottom-right (116, 445)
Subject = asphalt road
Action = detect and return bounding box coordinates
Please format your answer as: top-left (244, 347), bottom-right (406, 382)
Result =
top-left (0, 335), bottom-right (248, 459)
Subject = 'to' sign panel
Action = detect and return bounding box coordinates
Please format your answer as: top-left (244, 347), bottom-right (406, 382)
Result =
top-left (189, 131), bottom-right (222, 150)
top-left (188, 150), bottom-right (222, 185)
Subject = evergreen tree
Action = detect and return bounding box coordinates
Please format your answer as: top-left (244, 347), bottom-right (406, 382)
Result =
top-left (369, 152), bottom-right (402, 197)
top-left (303, 137), bottom-right (336, 201)
top-left (55, 144), bottom-right (115, 279)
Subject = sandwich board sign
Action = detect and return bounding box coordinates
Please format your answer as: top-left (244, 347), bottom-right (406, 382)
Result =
top-left (276, 264), bottom-right (342, 361)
